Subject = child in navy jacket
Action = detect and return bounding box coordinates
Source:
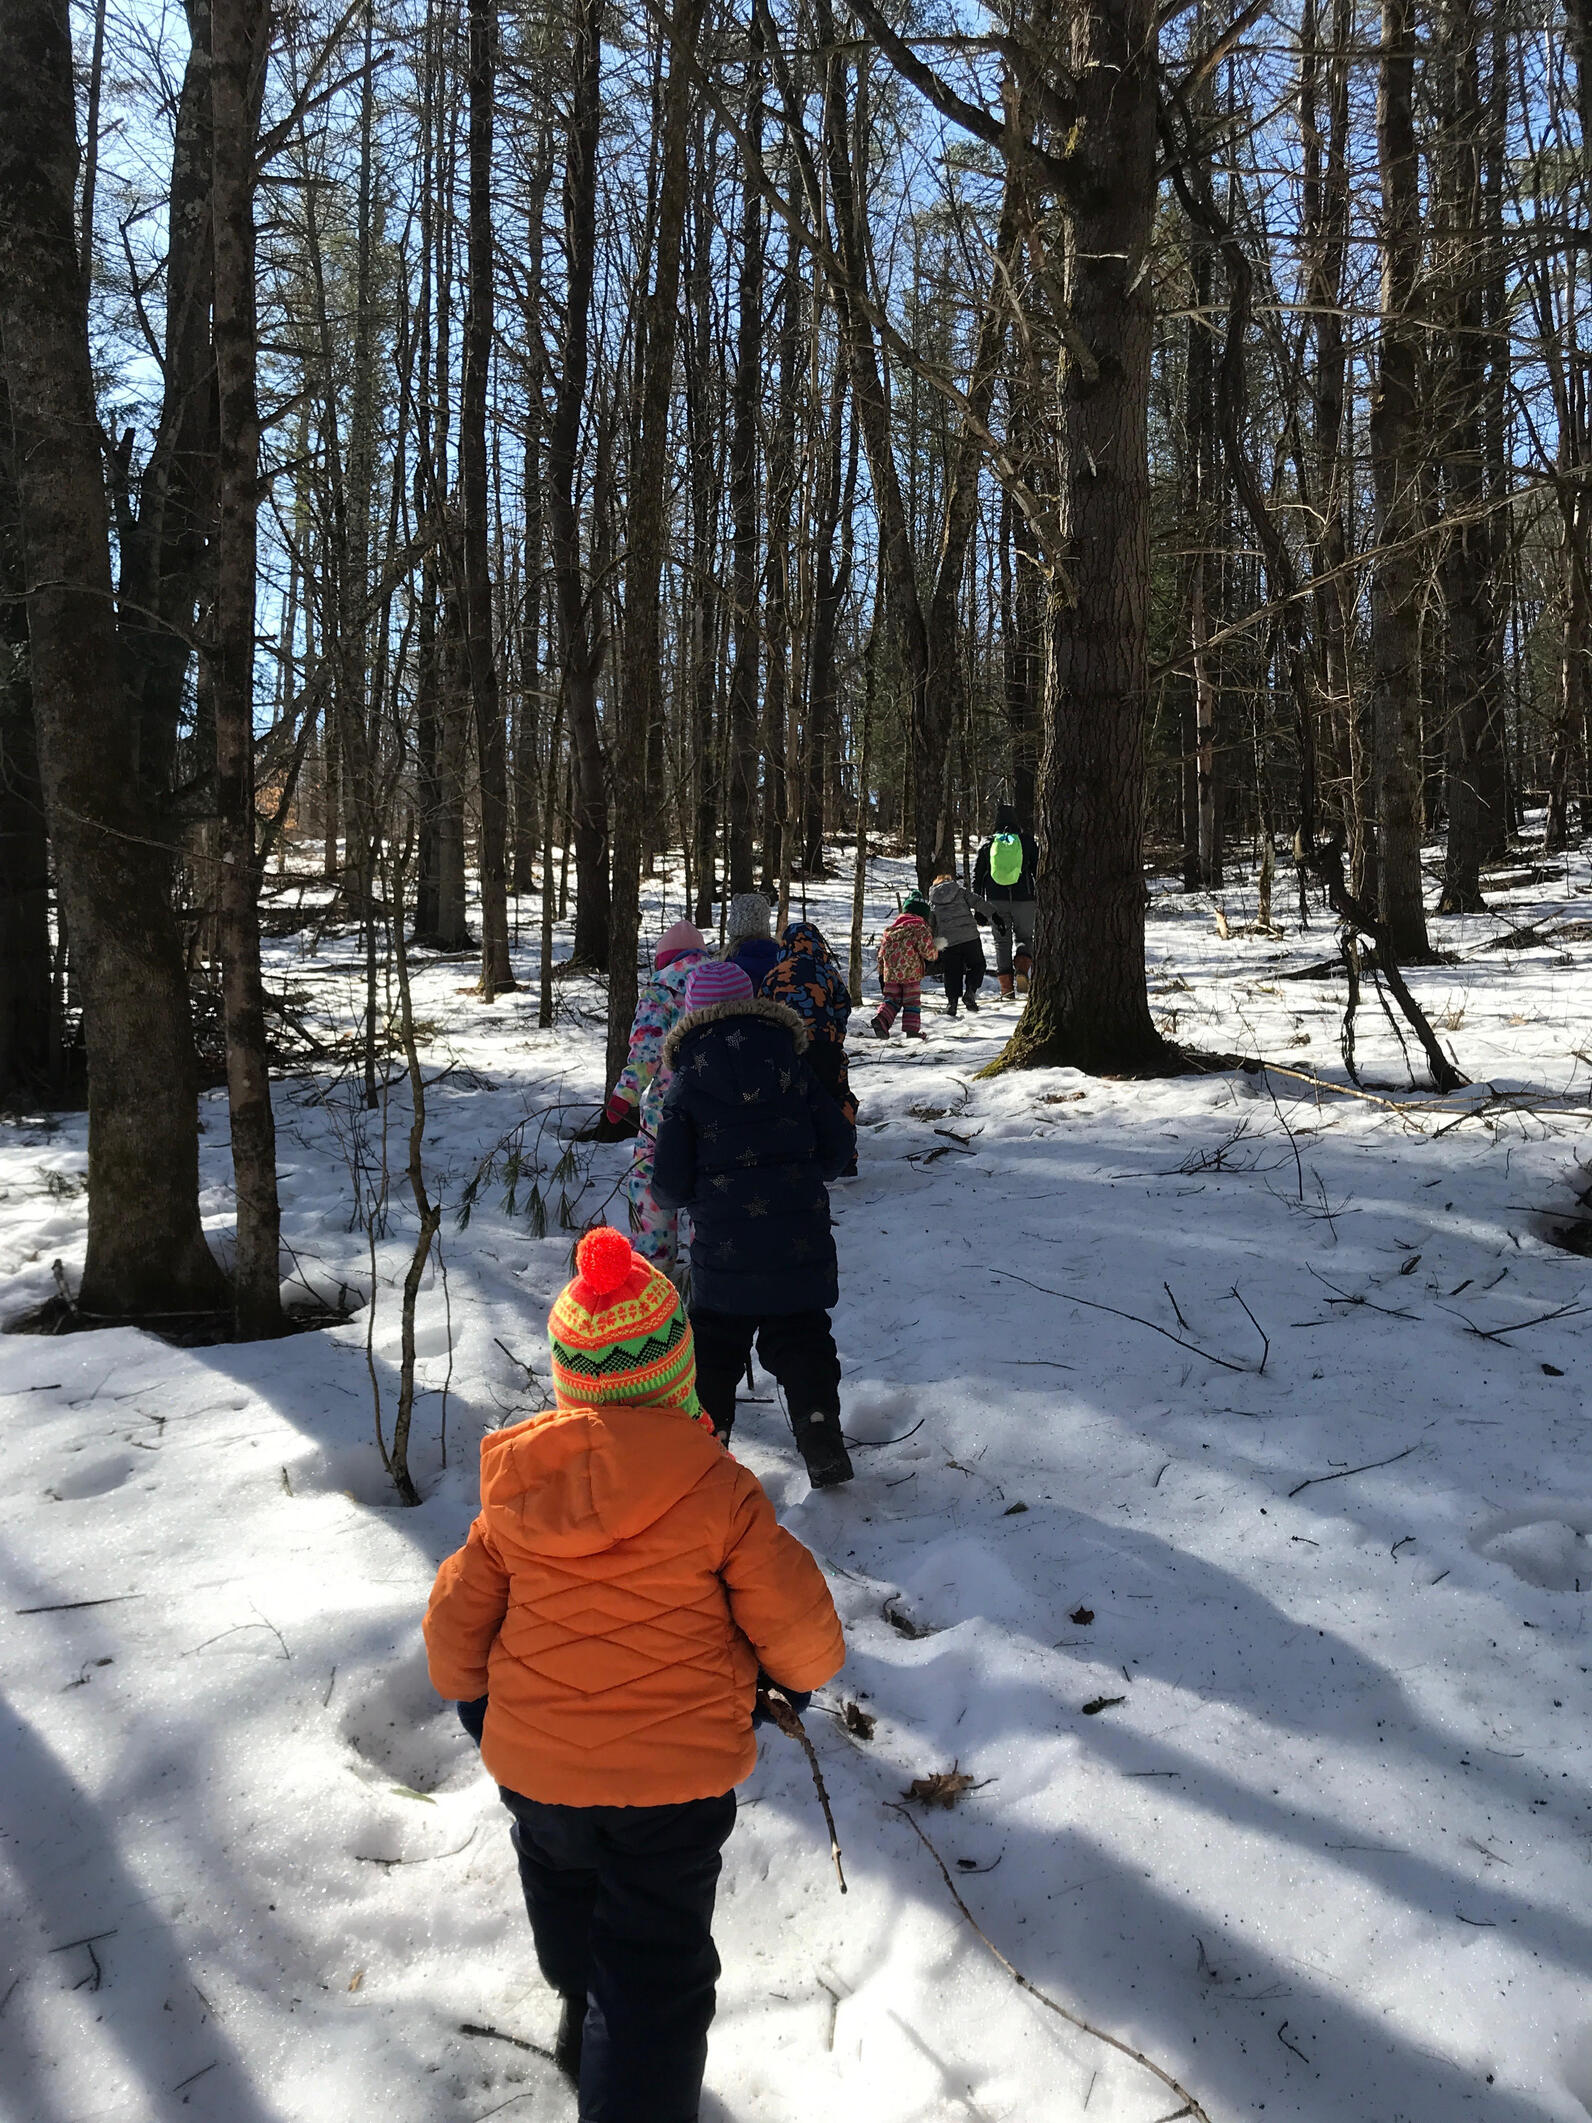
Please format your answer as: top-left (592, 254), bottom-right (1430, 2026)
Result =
top-left (652, 959), bottom-right (856, 1487)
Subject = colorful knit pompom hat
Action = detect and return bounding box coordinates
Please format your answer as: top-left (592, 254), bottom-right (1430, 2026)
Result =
top-left (548, 1226), bottom-right (706, 1424)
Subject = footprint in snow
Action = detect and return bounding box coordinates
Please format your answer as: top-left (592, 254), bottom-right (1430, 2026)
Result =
top-left (48, 1450), bottom-right (136, 1501)
top-left (1472, 1506), bottom-right (1592, 1591)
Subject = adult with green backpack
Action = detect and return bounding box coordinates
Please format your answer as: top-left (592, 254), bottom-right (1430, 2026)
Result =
top-left (971, 803), bottom-right (1039, 998)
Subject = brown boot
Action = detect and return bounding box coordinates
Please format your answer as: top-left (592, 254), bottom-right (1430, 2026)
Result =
top-left (997, 972), bottom-right (1015, 999)
top-left (1014, 949), bottom-right (1031, 996)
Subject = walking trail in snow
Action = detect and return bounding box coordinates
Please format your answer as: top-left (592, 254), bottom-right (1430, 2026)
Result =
top-left (3, 847), bottom-right (1592, 2123)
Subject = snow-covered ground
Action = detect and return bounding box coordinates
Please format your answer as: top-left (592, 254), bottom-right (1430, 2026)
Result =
top-left (4, 841), bottom-right (1592, 2123)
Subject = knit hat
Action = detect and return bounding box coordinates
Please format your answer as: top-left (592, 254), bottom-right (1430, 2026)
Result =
top-left (683, 959), bottom-right (754, 1011)
top-left (725, 891), bottom-right (773, 943)
top-left (548, 1227), bottom-right (703, 1420)
top-left (902, 891), bottom-right (932, 922)
top-left (656, 920), bottom-right (706, 970)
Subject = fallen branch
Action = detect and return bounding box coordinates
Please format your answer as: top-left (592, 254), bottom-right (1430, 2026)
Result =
top-left (1287, 1443), bottom-right (1419, 1499)
top-left (759, 1687), bottom-right (847, 1894)
top-left (888, 1804), bottom-right (1212, 2123)
top-left (459, 2021), bottom-right (555, 2062)
top-left (990, 1267), bottom-right (1250, 1373)
top-left (1446, 1299), bottom-right (1592, 1343)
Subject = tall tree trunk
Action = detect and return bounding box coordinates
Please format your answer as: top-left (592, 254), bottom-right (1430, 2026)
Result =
top-left (726, 27), bottom-right (765, 898)
top-left (464, 0), bottom-right (513, 996)
top-left (212, 0), bottom-right (282, 1336)
top-left (609, 0), bottom-right (702, 1085)
top-left (686, 113), bottom-right (722, 927)
top-left (0, 0), bottom-right (226, 1312)
top-left (761, 242), bottom-right (799, 893)
top-left (512, 143), bottom-right (553, 899)
top-left (1301, 0), bottom-right (1355, 857)
top-left (549, 0), bottom-right (609, 969)
top-left (991, 0), bottom-right (1172, 1076)
top-left (1371, 0), bottom-right (1431, 956)
top-left (0, 396), bottom-right (56, 1099)
top-left (1435, 0), bottom-right (1495, 912)
top-left (805, 365), bottom-right (854, 872)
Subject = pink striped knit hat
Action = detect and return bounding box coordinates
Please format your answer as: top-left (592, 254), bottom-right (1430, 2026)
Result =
top-left (683, 960), bottom-right (754, 1010)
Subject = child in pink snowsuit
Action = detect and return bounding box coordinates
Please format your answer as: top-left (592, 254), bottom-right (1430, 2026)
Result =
top-left (871, 898), bottom-right (937, 1040)
top-left (602, 921), bottom-right (711, 1272)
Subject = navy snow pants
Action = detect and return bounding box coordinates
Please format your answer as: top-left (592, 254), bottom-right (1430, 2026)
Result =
top-left (499, 1786), bottom-right (737, 2123)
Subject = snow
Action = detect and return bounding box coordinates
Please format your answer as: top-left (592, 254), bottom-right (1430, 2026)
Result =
top-left (3, 842), bottom-right (1592, 2123)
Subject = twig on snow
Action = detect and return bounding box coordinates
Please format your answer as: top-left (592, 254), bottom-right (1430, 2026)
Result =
top-left (887, 1805), bottom-right (1213, 2123)
top-left (458, 2022), bottom-right (555, 2061)
top-left (1224, 1288), bottom-right (1269, 1373)
top-left (991, 1268), bottom-right (1250, 1372)
top-left (1287, 1443), bottom-right (1420, 1499)
top-left (1444, 1299), bottom-right (1592, 1343)
top-left (759, 1687), bottom-right (847, 1893)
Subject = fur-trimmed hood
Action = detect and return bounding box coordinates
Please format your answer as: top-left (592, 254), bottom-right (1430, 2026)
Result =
top-left (662, 993), bottom-right (809, 1069)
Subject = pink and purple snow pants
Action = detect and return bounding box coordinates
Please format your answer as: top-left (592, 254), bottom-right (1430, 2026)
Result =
top-left (872, 981), bottom-right (923, 1038)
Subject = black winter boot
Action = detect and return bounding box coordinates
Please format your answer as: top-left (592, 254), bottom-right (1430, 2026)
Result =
top-left (555, 1995), bottom-right (585, 2085)
top-left (964, 993), bottom-right (979, 1013)
top-left (795, 1409), bottom-right (854, 1488)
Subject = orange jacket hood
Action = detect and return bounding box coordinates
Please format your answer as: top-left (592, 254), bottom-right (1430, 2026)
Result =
top-left (479, 1403), bottom-right (722, 1559)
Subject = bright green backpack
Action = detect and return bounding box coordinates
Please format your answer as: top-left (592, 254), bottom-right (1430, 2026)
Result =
top-left (990, 833), bottom-right (1024, 887)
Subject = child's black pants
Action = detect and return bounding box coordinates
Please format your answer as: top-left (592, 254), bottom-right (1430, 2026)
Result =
top-left (691, 1306), bottom-right (841, 1438)
top-left (937, 937), bottom-right (986, 1003)
top-left (499, 1785), bottom-right (736, 2123)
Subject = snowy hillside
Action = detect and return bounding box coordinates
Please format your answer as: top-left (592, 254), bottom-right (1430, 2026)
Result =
top-left (4, 848), bottom-right (1592, 2123)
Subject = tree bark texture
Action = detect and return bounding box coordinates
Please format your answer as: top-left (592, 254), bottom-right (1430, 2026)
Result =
top-left (211, 0), bottom-right (283, 1335)
top-left (726, 29), bottom-right (764, 898)
top-left (0, 0), bottom-right (226, 1313)
top-left (549, 0), bottom-right (609, 968)
top-left (609, 0), bottom-right (703, 1087)
top-left (464, 0), bottom-right (513, 996)
top-left (1370, 0), bottom-right (1431, 957)
top-left (993, 0), bottom-right (1173, 1076)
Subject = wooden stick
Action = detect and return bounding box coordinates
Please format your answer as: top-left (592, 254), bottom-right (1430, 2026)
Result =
top-left (888, 1805), bottom-right (1212, 2123)
top-left (760, 1689), bottom-right (847, 1894)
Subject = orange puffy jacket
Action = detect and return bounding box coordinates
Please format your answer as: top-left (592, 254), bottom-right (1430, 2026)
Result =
top-left (424, 1403), bottom-right (845, 1806)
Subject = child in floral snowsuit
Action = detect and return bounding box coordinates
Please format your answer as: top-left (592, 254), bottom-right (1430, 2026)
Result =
top-left (602, 921), bottom-right (711, 1271)
top-left (871, 896), bottom-right (937, 1040)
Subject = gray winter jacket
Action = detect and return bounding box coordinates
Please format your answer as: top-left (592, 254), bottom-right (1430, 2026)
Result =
top-left (929, 877), bottom-right (980, 948)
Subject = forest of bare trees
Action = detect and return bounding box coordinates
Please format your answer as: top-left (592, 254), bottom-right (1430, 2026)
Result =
top-left (1, 0), bottom-right (1589, 1329)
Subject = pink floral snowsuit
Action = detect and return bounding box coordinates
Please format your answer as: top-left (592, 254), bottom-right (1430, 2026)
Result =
top-left (611, 949), bottom-right (710, 1272)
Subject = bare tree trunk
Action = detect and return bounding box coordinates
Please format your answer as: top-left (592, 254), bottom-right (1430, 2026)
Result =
top-left (1301, 0), bottom-right (1355, 860)
top-left (211, 0), bottom-right (282, 1336)
top-left (726, 27), bottom-right (764, 897)
top-left (991, 0), bottom-right (1172, 1076)
top-left (805, 364), bottom-right (854, 872)
top-left (609, 0), bottom-right (702, 1085)
top-left (0, 399), bottom-right (56, 1099)
top-left (464, 0), bottom-right (513, 997)
top-left (0, 0), bottom-right (226, 1313)
top-left (549, 0), bottom-right (609, 968)
top-left (1434, 0), bottom-right (1495, 912)
top-left (512, 143), bottom-right (553, 899)
top-left (1371, 0), bottom-right (1432, 956)
top-left (686, 113), bottom-right (722, 927)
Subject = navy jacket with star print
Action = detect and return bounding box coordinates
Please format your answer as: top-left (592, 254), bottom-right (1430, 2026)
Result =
top-left (652, 995), bottom-right (855, 1315)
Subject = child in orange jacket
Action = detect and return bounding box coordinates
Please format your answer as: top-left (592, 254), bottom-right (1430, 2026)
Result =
top-left (424, 1226), bottom-right (844, 2123)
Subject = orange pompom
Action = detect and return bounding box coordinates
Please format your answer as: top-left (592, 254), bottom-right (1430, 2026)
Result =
top-left (576, 1224), bottom-right (636, 1298)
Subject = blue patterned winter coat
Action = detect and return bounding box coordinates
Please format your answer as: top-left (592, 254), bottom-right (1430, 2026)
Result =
top-left (652, 995), bottom-right (855, 1315)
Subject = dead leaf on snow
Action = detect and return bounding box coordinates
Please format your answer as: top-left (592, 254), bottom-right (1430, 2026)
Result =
top-left (842, 1700), bottom-right (876, 1741)
top-left (906, 1766), bottom-right (975, 1808)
